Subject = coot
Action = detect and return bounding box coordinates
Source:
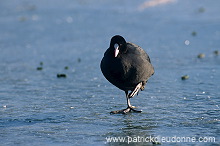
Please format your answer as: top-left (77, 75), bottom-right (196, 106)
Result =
top-left (100, 35), bottom-right (154, 114)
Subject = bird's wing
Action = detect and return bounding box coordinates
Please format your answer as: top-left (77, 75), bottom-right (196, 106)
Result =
top-left (127, 42), bottom-right (151, 63)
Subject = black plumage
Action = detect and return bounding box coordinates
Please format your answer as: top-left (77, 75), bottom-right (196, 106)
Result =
top-left (100, 35), bottom-right (154, 114)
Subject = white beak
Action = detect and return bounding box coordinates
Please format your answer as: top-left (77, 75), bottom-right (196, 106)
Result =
top-left (114, 44), bottom-right (119, 57)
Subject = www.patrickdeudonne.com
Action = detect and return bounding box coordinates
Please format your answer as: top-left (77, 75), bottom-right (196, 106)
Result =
top-left (106, 135), bottom-right (216, 144)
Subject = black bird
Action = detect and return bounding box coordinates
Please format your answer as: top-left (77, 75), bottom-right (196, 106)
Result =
top-left (100, 35), bottom-right (154, 114)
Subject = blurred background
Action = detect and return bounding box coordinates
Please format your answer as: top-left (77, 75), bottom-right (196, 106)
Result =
top-left (0, 0), bottom-right (219, 145)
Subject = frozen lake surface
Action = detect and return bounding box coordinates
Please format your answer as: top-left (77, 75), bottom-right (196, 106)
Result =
top-left (0, 0), bottom-right (220, 145)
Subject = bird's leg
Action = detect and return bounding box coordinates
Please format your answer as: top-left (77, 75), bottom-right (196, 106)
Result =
top-left (128, 82), bottom-right (143, 98)
top-left (110, 91), bottom-right (142, 114)
top-left (125, 91), bottom-right (142, 113)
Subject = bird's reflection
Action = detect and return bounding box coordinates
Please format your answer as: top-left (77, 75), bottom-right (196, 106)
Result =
top-left (104, 114), bottom-right (158, 146)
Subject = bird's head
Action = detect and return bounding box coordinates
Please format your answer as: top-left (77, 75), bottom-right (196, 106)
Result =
top-left (110, 35), bottom-right (127, 57)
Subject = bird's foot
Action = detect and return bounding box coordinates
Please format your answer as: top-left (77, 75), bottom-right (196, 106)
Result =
top-left (110, 106), bottom-right (142, 114)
